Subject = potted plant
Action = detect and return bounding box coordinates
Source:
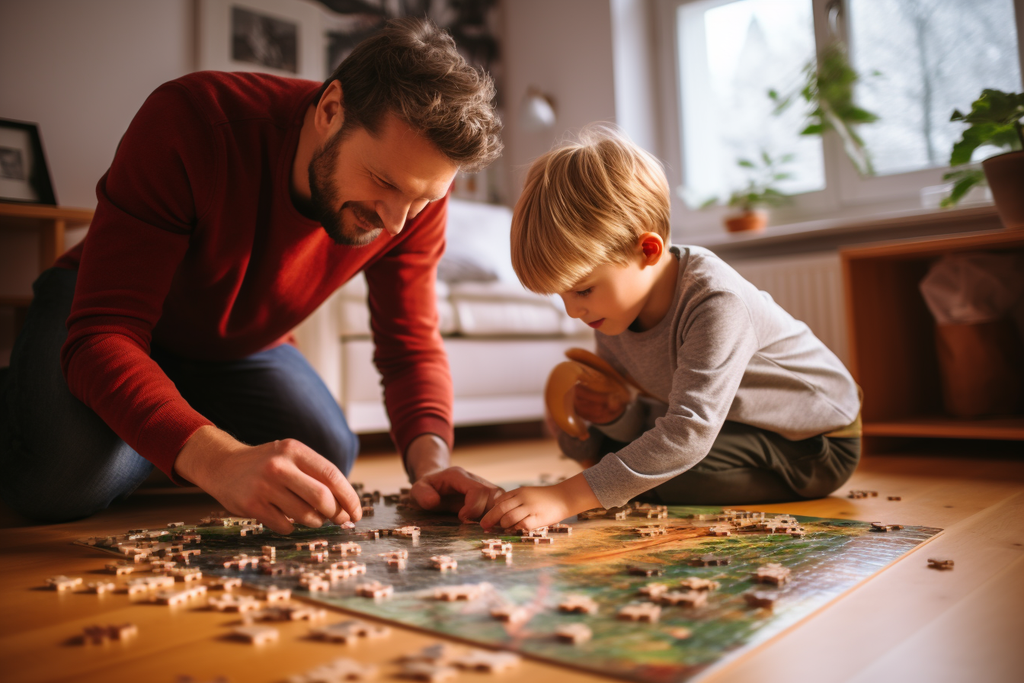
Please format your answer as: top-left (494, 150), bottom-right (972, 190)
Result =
top-left (940, 89), bottom-right (1024, 229)
top-left (769, 43), bottom-right (880, 176)
top-left (706, 152), bottom-right (792, 233)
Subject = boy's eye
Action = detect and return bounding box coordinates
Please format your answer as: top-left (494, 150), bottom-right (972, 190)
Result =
top-left (576, 288), bottom-right (592, 297)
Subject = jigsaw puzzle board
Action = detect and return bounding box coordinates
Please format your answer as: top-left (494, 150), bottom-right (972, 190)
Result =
top-left (80, 502), bottom-right (940, 683)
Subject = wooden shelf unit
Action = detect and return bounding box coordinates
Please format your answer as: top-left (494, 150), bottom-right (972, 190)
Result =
top-left (841, 229), bottom-right (1024, 450)
top-left (0, 202), bottom-right (93, 272)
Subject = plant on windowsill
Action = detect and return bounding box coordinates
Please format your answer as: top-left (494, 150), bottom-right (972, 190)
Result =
top-left (702, 152), bottom-right (792, 233)
top-left (769, 42), bottom-right (879, 176)
top-left (939, 89), bottom-right (1024, 229)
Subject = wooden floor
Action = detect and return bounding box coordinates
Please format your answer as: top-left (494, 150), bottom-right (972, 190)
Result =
top-left (1, 434), bottom-right (1022, 683)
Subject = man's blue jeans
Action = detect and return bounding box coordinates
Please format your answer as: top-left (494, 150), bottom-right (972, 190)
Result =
top-left (0, 268), bottom-right (359, 523)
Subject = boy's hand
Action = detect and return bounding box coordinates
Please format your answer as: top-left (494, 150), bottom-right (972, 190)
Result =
top-left (573, 383), bottom-right (628, 425)
top-left (480, 472), bottom-right (601, 532)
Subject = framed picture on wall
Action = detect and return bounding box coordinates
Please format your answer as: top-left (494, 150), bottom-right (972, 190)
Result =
top-left (0, 119), bottom-right (57, 206)
top-left (196, 0), bottom-right (326, 82)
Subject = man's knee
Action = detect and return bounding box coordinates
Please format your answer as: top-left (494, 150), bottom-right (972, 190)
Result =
top-left (315, 420), bottom-right (359, 477)
top-left (0, 441), bottom-right (152, 524)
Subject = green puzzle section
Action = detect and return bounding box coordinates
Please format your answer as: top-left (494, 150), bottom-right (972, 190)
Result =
top-left (81, 504), bottom-right (940, 683)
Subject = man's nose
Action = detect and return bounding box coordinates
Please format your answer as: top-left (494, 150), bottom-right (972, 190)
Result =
top-left (378, 200), bottom-right (411, 236)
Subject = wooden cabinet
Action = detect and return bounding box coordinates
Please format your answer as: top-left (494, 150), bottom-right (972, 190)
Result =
top-left (841, 229), bottom-right (1024, 451)
top-left (0, 202), bottom-right (93, 324)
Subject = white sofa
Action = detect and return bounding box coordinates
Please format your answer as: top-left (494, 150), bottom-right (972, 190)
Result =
top-left (294, 199), bottom-right (594, 433)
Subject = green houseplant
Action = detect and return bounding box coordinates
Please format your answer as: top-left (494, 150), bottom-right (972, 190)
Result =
top-left (704, 152), bottom-right (792, 233)
top-left (769, 43), bottom-right (879, 176)
top-left (940, 89), bottom-right (1024, 228)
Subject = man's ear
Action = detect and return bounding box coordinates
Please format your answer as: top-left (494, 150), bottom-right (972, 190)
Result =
top-left (315, 81), bottom-right (345, 136)
top-left (637, 232), bottom-right (666, 266)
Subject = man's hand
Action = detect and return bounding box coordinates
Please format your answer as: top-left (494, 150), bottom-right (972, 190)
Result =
top-left (173, 425), bottom-right (362, 535)
top-left (479, 472), bottom-right (601, 532)
top-left (405, 433), bottom-right (504, 522)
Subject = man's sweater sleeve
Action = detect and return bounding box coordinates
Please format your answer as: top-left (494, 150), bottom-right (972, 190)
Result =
top-left (364, 197), bottom-right (454, 459)
top-left (60, 83), bottom-right (216, 481)
top-left (583, 291), bottom-right (760, 508)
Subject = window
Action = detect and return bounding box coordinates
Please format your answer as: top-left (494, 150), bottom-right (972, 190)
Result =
top-left (658, 0), bottom-right (1024, 236)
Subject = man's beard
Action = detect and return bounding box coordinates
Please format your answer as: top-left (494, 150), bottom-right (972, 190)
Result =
top-left (307, 129), bottom-right (385, 247)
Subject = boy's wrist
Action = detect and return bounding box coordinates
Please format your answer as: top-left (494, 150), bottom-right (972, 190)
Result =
top-left (556, 472), bottom-right (601, 517)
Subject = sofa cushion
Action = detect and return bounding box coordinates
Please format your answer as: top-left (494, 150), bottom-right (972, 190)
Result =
top-left (449, 281), bottom-right (591, 337)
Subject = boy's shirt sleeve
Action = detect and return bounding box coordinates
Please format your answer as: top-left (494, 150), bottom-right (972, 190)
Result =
top-left (582, 290), bottom-right (759, 508)
top-left (364, 196), bottom-right (454, 461)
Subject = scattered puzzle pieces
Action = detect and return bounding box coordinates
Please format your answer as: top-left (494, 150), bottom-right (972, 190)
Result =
top-left (928, 558), bottom-right (954, 570)
top-left (558, 594), bottom-right (598, 614)
top-left (429, 555), bottom-right (457, 571)
top-left (82, 623), bottom-right (137, 645)
top-left (355, 580), bottom-right (394, 599)
top-left (46, 576), bottom-right (82, 592)
top-left (453, 649), bottom-right (522, 673)
top-left (744, 591), bottom-right (778, 609)
top-left (658, 590), bottom-right (707, 608)
top-left (617, 603), bottom-right (661, 623)
top-left (433, 584), bottom-right (485, 601)
top-left (555, 623), bottom-right (592, 644)
top-left (232, 625), bottom-right (279, 645)
top-left (309, 619), bottom-right (391, 643)
top-left (754, 563), bottom-right (792, 586)
top-left (288, 657), bottom-right (378, 682)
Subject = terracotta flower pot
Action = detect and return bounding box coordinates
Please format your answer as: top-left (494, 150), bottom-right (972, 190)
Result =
top-left (982, 149), bottom-right (1024, 230)
top-left (724, 210), bottom-right (768, 233)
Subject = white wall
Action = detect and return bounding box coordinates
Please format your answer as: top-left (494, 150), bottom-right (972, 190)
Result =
top-left (500, 0), bottom-right (618, 203)
top-left (0, 0), bottom-right (195, 362)
top-left (0, 0), bottom-right (196, 210)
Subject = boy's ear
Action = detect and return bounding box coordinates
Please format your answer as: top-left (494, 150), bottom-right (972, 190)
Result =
top-left (637, 233), bottom-right (665, 266)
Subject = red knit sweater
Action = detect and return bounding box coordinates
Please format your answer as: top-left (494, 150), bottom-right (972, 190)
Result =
top-left (57, 72), bottom-right (454, 479)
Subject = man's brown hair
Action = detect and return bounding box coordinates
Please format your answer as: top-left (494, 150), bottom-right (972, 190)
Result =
top-left (321, 17), bottom-right (502, 171)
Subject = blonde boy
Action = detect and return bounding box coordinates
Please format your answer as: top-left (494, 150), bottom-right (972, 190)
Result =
top-left (480, 127), bottom-right (861, 532)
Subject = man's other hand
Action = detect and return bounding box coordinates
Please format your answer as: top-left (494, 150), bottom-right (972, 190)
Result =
top-left (173, 425), bottom-right (362, 534)
top-left (410, 465), bottom-right (505, 523)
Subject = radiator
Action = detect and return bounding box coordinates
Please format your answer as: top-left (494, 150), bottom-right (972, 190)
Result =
top-left (727, 251), bottom-right (849, 366)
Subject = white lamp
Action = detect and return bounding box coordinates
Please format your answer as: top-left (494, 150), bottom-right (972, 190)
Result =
top-left (520, 87), bottom-right (556, 131)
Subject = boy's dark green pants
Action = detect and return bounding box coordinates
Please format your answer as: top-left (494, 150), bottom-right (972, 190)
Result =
top-left (559, 421), bottom-right (861, 505)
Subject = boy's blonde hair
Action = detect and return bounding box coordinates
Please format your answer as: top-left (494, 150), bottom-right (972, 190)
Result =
top-left (510, 125), bottom-right (670, 294)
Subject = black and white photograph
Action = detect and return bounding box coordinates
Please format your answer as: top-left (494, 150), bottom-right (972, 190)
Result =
top-left (0, 119), bottom-right (56, 205)
top-left (231, 5), bottom-right (299, 73)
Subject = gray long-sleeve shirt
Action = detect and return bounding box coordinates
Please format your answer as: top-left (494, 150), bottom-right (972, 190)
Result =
top-left (582, 246), bottom-right (861, 508)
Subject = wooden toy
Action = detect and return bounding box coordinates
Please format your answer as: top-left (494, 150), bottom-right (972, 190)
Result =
top-left (545, 349), bottom-right (633, 440)
top-left (555, 623), bottom-right (592, 644)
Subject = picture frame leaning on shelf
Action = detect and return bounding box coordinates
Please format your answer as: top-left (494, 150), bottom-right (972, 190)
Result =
top-left (0, 118), bottom-right (57, 206)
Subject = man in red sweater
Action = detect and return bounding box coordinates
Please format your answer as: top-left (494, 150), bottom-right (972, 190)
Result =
top-left (0, 18), bottom-right (505, 532)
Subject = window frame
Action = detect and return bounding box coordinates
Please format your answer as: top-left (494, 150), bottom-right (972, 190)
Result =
top-left (655, 0), bottom-right (1024, 239)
